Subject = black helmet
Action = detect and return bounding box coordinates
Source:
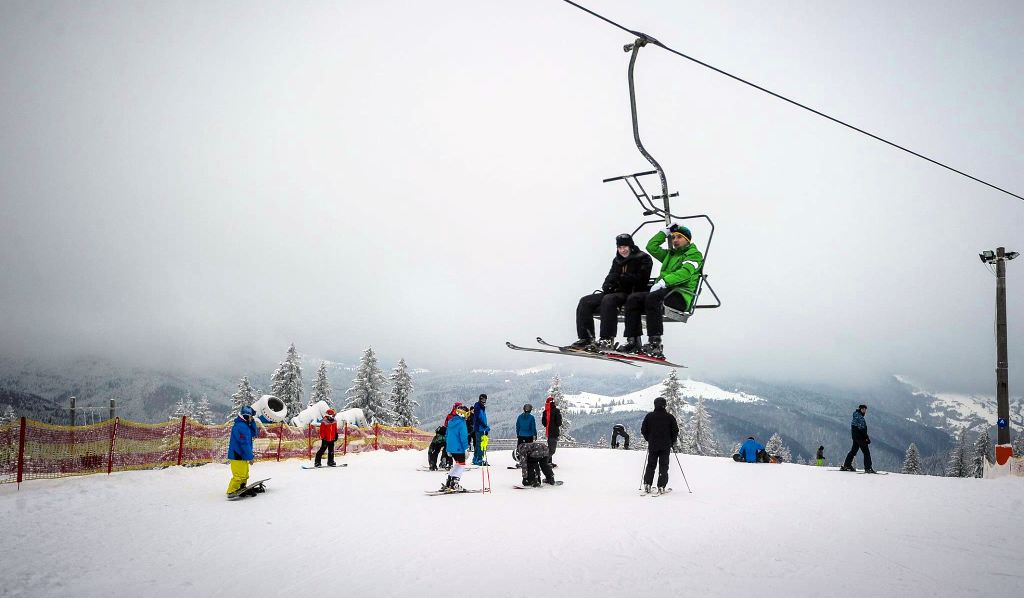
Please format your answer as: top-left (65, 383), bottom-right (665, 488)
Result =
top-left (523, 403), bottom-right (533, 412)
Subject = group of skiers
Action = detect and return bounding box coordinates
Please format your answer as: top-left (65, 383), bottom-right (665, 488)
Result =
top-left (571, 227), bottom-right (704, 360)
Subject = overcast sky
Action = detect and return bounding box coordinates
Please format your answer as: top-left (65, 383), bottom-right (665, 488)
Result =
top-left (1, 1), bottom-right (1021, 392)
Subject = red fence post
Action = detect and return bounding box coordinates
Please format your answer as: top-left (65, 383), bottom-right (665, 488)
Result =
top-left (343, 423), bottom-right (348, 455)
top-left (177, 416), bottom-right (187, 466)
top-left (106, 417), bottom-right (119, 475)
top-left (373, 423), bottom-right (380, 451)
top-left (306, 424), bottom-right (312, 460)
top-left (276, 423), bottom-right (283, 462)
top-left (16, 417), bottom-right (26, 488)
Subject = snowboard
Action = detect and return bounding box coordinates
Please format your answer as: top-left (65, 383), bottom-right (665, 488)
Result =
top-left (857, 471), bottom-right (889, 475)
top-left (513, 481), bottom-right (564, 489)
top-left (227, 478), bottom-right (270, 500)
top-left (301, 463), bottom-right (348, 469)
top-left (424, 488), bottom-right (484, 496)
top-left (418, 465), bottom-right (478, 472)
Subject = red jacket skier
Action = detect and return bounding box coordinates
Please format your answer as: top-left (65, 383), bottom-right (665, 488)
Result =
top-left (314, 409), bottom-right (339, 467)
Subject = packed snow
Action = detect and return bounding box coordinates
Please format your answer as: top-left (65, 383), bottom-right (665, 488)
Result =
top-left (567, 379), bottom-right (763, 414)
top-left (3, 448), bottom-right (1021, 598)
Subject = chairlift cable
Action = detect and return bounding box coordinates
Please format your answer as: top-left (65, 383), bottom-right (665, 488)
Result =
top-left (558, 0), bottom-right (1023, 203)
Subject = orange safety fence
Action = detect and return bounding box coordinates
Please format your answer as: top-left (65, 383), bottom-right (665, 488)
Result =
top-left (0, 417), bottom-right (434, 487)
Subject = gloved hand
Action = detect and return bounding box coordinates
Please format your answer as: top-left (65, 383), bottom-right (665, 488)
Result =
top-left (650, 279), bottom-right (666, 292)
top-left (480, 435), bottom-right (489, 451)
top-left (663, 226), bottom-right (674, 237)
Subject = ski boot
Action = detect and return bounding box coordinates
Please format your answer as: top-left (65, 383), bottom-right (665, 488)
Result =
top-left (239, 485), bottom-right (258, 498)
top-left (617, 336), bottom-right (642, 354)
top-left (595, 338), bottom-right (616, 353)
top-left (863, 468), bottom-right (878, 474)
top-left (643, 484), bottom-right (652, 494)
top-left (448, 478), bottom-right (463, 492)
top-left (656, 486), bottom-right (666, 495)
top-left (544, 478), bottom-right (557, 486)
top-left (840, 465), bottom-right (856, 472)
top-left (569, 337), bottom-right (595, 351)
top-left (531, 480), bottom-right (542, 488)
top-left (440, 476), bottom-right (455, 492)
top-left (641, 336), bottom-right (665, 359)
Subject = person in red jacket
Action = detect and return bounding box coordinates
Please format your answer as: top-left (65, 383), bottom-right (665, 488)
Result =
top-left (314, 409), bottom-right (339, 467)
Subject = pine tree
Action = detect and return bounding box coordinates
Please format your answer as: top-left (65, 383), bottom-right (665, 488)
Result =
top-left (548, 375), bottom-right (574, 442)
top-left (1014, 429), bottom-right (1024, 457)
top-left (945, 428), bottom-right (970, 477)
top-left (661, 370), bottom-right (688, 448)
top-left (389, 358), bottom-right (419, 427)
top-left (765, 432), bottom-right (791, 462)
top-left (170, 395), bottom-right (186, 419)
top-left (972, 428), bottom-right (993, 478)
top-left (310, 362), bottom-right (333, 407)
top-left (689, 397), bottom-right (718, 456)
top-left (270, 343), bottom-right (304, 418)
top-left (194, 394), bottom-right (214, 425)
top-left (0, 404), bottom-right (14, 425)
top-left (902, 443), bottom-right (922, 475)
top-left (344, 347), bottom-right (394, 425)
top-left (229, 377), bottom-right (257, 422)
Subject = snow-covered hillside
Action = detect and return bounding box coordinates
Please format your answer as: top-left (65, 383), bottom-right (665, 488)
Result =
top-left (4, 449), bottom-right (1019, 598)
top-left (566, 378), bottom-right (763, 415)
top-left (895, 375), bottom-right (1024, 432)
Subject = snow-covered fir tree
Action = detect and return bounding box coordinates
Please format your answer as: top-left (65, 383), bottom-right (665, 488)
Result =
top-left (229, 376), bottom-right (257, 422)
top-left (0, 404), bottom-right (14, 425)
top-left (661, 370), bottom-right (688, 447)
top-left (945, 428), bottom-right (970, 477)
top-left (310, 362), bottom-right (333, 407)
top-left (194, 394), bottom-right (214, 425)
top-left (902, 443), bottom-right (922, 475)
top-left (344, 347), bottom-right (395, 425)
top-left (765, 432), bottom-right (792, 463)
top-left (547, 375), bottom-right (575, 442)
top-left (270, 343), bottom-right (304, 417)
top-left (972, 427), bottom-right (993, 478)
top-left (687, 397), bottom-right (718, 456)
top-left (1014, 429), bottom-right (1024, 457)
top-left (388, 358), bottom-right (419, 427)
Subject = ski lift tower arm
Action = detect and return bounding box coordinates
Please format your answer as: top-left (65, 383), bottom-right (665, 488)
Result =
top-left (625, 36), bottom-right (673, 229)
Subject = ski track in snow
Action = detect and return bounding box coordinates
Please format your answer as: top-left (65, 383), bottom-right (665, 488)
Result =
top-left (2, 449), bottom-right (1023, 598)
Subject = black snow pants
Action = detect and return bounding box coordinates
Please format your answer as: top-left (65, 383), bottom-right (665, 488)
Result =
top-left (314, 439), bottom-right (336, 466)
top-left (644, 448), bottom-right (671, 488)
top-left (843, 431), bottom-right (872, 470)
top-left (624, 288), bottom-right (688, 337)
top-left (526, 456), bottom-right (555, 485)
top-left (576, 292), bottom-right (628, 340)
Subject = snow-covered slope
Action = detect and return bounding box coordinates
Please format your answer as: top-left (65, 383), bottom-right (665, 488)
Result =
top-left (5, 448), bottom-right (1018, 598)
top-left (566, 378), bottom-right (763, 415)
top-left (895, 374), bottom-right (1024, 432)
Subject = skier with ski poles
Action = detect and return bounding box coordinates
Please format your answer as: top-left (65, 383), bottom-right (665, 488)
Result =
top-left (841, 404), bottom-right (875, 473)
top-left (440, 405), bottom-right (471, 492)
top-left (313, 408), bottom-right (339, 467)
top-left (226, 405), bottom-right (263, 497)
top-left (620, 225), bottom-right (704, 359)
top-left (640, 397), bottom-right (680, 495)
top-left (471, 394), bottom-right (491, 466)
top-left (570, 233), bottom-right (653, 353)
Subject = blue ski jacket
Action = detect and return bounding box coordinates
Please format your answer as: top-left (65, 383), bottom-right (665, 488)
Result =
top-left (446, 415), bottom-right (469, 454)
top-left (228, 416), bottom-right (260, 461)
top-left (472, 401), bottom-right (490, 435)
top-left (516, 412), bottom-right (537, 439)
top-left (851, 409), bottom-right (866, 431)
top-left (738, 438), bottom-right (764, 463)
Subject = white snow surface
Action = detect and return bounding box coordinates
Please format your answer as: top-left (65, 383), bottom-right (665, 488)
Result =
top-left (2, 449), bottom-right (1022, 598)
top-left (566, 379), bottom-right (763, 414)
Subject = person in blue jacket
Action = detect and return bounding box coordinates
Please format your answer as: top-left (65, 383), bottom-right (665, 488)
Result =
top-left (512, 404), bottom-right (538, 469)
top-left (226, 406), bottom-right (262, 496)
top-left (441, 405), bottom-right (471, 492)
top-left (471, 394), bottom-right (491, 466)
top-left (733, 436), bottom-right (767, 463)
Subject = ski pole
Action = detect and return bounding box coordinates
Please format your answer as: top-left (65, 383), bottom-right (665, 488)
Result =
top-left (639, 451), bottom-right (649, 490)
top-left (673, 450), bottom-right (693, 494)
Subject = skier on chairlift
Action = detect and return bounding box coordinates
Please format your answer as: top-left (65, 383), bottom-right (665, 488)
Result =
top-left (619, 224), bottom-right (703, 359)
top-left (570, 233), bottom-right (653, 353)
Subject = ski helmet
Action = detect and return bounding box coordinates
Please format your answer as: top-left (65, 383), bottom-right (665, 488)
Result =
top-left (524, 403), bottom-right (533, 412)
top-left (325, 409), bottom-right (336, 416)
top-left (455, 405), bottom-right (470, 417)
top-left (240, 406), bottom-right (256, 417)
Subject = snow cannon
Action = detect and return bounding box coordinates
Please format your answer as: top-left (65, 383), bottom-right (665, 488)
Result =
top-left (335, 407), bottom-right (368, 428)
top-left (252, 395), bottom-right (288, 424)
top-left (290, 400), bottom-right (333, 429)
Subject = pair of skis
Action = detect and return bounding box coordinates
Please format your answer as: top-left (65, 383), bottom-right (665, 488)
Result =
top-left (506, 337), bottom-right (686, 368)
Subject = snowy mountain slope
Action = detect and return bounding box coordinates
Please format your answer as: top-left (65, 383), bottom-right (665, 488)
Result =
top-left (894, 375), bottom-right (1024, 433)
top-left (2, 449), bottom-right (1020, 598)
top-left (565, 378), bottom-right (763, 415)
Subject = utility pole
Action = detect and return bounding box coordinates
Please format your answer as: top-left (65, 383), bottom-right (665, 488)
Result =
top-left (980, 247), bottom-right (1019, 462)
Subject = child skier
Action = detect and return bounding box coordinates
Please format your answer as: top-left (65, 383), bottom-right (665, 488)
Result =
top-left (516, 440), bottom-right (556, 487)
top-left (816, 445), bottom-right (825, 466)
top-left (427, 425), bottom-right (448, 471)
top-left (226, 406), bottom-right (262, 497)
top-left (314, 408), bottom-right (338, 467)
top-left (440, 405), bottom-right (471, 492)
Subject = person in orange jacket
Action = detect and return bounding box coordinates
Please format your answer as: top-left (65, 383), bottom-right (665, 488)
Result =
top-left (314, 409), bottom-right (339, 467)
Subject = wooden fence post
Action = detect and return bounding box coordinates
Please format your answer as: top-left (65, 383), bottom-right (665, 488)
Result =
top-left (176, 416), bottom-right (187, 466)
top-left (306, 424), bottom-right (312, 460)
top-left (342, 423), bottom-right (348, 455)
top-left (373, 422), bottom-right (380, 451)
top-left (106, 417), bottom-right (119, 475)
top-left (276, 423), bottom-right (283, 462)
top-left (16, 417), bottom-right (26, 488)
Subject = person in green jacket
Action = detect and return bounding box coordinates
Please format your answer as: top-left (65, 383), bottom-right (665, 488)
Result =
top-left (619, 224), bottom-right (703, 358)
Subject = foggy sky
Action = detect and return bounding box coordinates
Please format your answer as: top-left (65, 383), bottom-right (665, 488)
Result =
top-left (1, 0), bottom-right (1022, 393)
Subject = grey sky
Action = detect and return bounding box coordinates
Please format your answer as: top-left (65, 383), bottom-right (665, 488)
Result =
top-left (1, 1), bottom-right (1021, 392)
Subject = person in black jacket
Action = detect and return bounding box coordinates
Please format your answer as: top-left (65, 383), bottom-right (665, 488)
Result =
top-left (571, 233), bottom-right (654, 352)
top-left (541, 396), bottom-right (562, 467)
top-left (640, 396), bottom-right (679, 494)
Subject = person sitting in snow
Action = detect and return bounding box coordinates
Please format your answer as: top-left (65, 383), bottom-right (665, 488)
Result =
top-left (427, 425), bottom-right (449, 471)
top-left (471, 393), bottom-right (491, 466)
top-left (733, 436), bottom-right (768, 463)
top-left (313, 408), bottom-right (339, 467)
top-left (517, 440), bottom-right (557, 487)
top-left (226, 405), bottom-right (263, 497)
top-left (440, 405), bottom-right (471, 492)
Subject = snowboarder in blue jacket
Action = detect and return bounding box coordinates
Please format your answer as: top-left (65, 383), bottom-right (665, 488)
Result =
top-left (226, 406), bottom-right (262, 496)
top-left (441, 405), bottom-right (471, 492)
top-left (841, 404), bottom-right (874, 473)
top-left (471, 394), bottom-right (491, 466)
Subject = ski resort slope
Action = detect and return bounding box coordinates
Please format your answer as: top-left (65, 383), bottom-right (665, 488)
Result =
top-left (2, 449), bottom-right (1022, 598)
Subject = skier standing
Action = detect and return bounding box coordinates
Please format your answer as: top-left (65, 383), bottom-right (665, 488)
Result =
top-left (471, 394), bottom-right (491, 466)
top-left (640, 397), bottom-right (680, 494)
top-left (226, 406), bottom-right (262, 497)
top-left (313, 408), bottom-right (339, 467)
top-left (440, 405), bottom-right (471, 492)
top-left (541, 396), bottom-right (563, 467)
top-left (427, 425), bottom-right (448, 471)
top-left (570, 233), bottom-right (653, 352)
top-left (517, 440), bottom-right (557, 487)
top-left (816, 445), bottom-right (825, 467)
top-left (620, 225), bottom-right (704, 358)
top-left (841, 404), bottom-right (875, 473)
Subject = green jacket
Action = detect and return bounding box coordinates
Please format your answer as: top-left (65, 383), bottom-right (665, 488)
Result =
top-left (646, 231), bottom-right (704, 309)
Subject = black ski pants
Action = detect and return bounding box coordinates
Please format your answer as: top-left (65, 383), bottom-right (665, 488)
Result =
top-left (314, 439), bottom-right (336, 466)
top-left (526, 456), bottom-right (555, 484)
top-left (644, 448), bottom-right (671, 488)
top-left (843, 433), bottom-right (872, 470)
top-left (612, 428), bottom-right (630, 449)
top-left (624, 288), bottom-right (688, 337)
top-left (547, 435), bottom-right (558, 462)
top-left (428, 444), bottom-right (442, 469)
top-left (576, 292), bottom-right (628, 340)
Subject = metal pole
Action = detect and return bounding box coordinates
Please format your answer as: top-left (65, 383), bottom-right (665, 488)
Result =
top-left (69, 396), bottom-right (76, 427)
top-left (639, 450), bottom-right (649, 490)
top-left (109, 399), bottom-right (115, 422)
top-left (625, 38), bottom-right (672, 225)
top-left (673, 450), bottom-right (693, 493)
top-left (995, 247), bottom-right (1010, 446)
